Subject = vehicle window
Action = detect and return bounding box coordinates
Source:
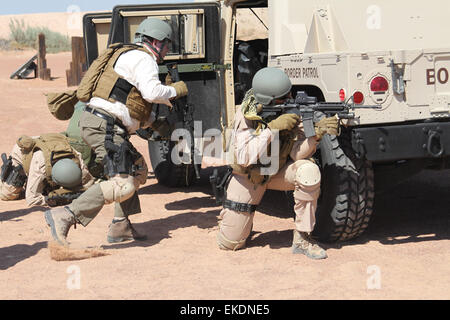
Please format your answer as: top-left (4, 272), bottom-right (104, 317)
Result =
top-left (122, 9), bottom-right (205, 60)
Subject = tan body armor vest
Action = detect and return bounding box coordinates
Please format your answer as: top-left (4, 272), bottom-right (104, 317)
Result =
top-left (89, 44), bottom-right (153, 125)
top-left (17, 133), bottom-right (80, 189)
top-left (231, 130), bottom-right (295, 185)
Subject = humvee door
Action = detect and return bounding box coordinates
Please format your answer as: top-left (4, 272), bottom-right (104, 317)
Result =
top-left (82, 12), bottom-right (112, 67)
top-left (108, 2), bottom-right (223, 133)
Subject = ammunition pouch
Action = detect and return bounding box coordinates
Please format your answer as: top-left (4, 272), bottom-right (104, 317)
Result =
top-left (223, 199), bottom-right (257, 214)
top-left (1, 153), bottom-right (27, 187)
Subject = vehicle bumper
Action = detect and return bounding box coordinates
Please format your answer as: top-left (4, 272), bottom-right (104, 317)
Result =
top-left (351, 121), bottom-right (450, 162)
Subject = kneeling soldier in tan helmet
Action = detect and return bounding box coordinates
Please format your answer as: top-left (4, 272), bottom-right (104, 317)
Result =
top-left (216, 67), bottom-right (339, 259)
top-left (43, 17), bottom-right (188, 246)
top-left (0, 133), bottom-right (94, 208)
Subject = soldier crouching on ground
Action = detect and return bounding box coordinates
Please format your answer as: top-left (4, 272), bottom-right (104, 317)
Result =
top-left (216, 67), bottom-right (339, 259)
top-left (43, 17), bottom-right (188, 246)
top-left (0, 133), bottom-right (94, 208)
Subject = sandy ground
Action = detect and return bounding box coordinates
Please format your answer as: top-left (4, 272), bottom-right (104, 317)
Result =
top-left (0, 49), bottom-right (449, 301)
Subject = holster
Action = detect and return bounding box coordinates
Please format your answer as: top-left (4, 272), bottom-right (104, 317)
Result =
top-left (102, 116), bottom-right (141, 178)
top-left (103, 140), bottom-right (141, 177)
top-left (209, 166), bottom-right (233, 205)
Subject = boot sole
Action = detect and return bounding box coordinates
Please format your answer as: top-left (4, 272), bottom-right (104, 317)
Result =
top-left (292, 246), bottom-right (327, 260)
top-left (45, 210), bottom-right (66, 246)
top-left (107, 235), bottom-right (148, 244)
top-left (107, 236), bottom-right (133, 243)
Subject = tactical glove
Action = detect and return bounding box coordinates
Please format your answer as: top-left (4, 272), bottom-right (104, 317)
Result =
top-left (169, 81), bottom-right (188, 99)
top-left (314, 116), bottom-right (339, 140)
top-left (151, 117), bottom-right (172, 138)
top-left (165, 73), bottom-right (173, 85)
top-left (267, 114), bottom-right (300, 131)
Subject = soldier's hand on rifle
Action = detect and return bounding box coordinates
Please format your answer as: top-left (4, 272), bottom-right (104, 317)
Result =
top-left (151, 117), bottom-right (172, 138)
top-left (267, 113), bottom-right (300, 131)
top-left (169, 81), bottom-right (188, 99)
top-left (165, 73), bottom-right (173, 85)
top-left (314, 116), bottom-right (340, 140)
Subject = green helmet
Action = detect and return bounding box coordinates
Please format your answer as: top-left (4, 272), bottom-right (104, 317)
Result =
top-left (51, 158), bottom-right (82, 189)
top-left (252, 67), bottom-right (292, 105)
top-left (134, 17), bottom-right (173, 43)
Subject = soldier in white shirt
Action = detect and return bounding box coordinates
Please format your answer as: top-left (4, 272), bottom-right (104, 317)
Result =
top-left (44, 18), bottom-right (188, 245)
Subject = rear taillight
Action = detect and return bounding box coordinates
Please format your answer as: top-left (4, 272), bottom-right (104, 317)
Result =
top-left (352, 91), bottom-right (364, 104)
top-left (339, 88), bottom-right (346, 102)
top-left (370, 76), bottom-right (389, 92)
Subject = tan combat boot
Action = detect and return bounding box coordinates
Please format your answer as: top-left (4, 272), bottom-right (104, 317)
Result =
top-left (44, 207), bottom-right (77, 246)
top-left (107, 218), bottom-right (147, 243)
top-left (291, 230), bottom-right (328, 260)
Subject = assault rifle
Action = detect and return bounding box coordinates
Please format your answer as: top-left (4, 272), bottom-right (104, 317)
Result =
top-left (1, 153), bottom-right (12, 183)
top-left (260, 91), bottom-right (381, 138)
top-left (1, 153), bottom-right (27, 187)
top-left (166, 62), bottom-right (201, 180)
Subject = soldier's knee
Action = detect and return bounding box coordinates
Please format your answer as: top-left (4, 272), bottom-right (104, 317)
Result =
top-left (217, 207), bottom-right (254, 251)
top-left (99, 176), bottom-right (136, 204)
top-left (216, 230), bottom-right (247, 251)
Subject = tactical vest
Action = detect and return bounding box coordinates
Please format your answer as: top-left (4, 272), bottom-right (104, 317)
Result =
top-left (80, 43), bottom-right (153, 126)
top-left (18, 133), bottom-right (80, 189)
top-left (230, 90), bottom-right (296, 185)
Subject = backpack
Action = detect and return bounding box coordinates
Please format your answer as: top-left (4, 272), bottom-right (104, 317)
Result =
top-left (46, 90), bottom-right (78, 120)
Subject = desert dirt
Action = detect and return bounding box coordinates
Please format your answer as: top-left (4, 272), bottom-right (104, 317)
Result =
top-left (0, 49), bottom-right (449, 301)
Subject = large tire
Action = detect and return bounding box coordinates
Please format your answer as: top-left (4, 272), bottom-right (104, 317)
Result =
top-left (148, 140), bottom-right (197, 187)
top-left (312, 130), bottom-right (375, 242)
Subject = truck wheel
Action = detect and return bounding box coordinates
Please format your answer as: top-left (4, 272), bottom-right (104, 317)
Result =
top-left (148, 140), bottom-right (196, 187)
top-left (312, 131), bottom-right (375, 242)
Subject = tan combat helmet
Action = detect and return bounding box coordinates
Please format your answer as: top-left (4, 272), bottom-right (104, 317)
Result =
top-left (133, 17), bottom-right (173, 62)
top-left (133, 17), bottom-right (173, 43)
top-left (51, 158), bottom-right (82, 189)
top-left (252, 67), bottom-right (292, 105)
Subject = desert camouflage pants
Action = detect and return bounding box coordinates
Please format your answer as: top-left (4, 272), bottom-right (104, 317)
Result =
top-left (218, 159), bottom-right (321, 249)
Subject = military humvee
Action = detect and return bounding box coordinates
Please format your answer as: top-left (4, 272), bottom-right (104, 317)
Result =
top-left (82, 0), bottom-right (450, 242)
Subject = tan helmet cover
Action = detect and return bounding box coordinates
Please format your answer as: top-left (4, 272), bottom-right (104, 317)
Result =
top-left (252, 67), bottom-right (292, 105)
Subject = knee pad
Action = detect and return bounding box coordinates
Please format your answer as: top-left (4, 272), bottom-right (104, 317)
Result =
top-left (99, 175), bottom-right (136, 204)
top-left (295, 161), bottom-right (321, 187)
top-left (294, 161), bottom-right (321, 201)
